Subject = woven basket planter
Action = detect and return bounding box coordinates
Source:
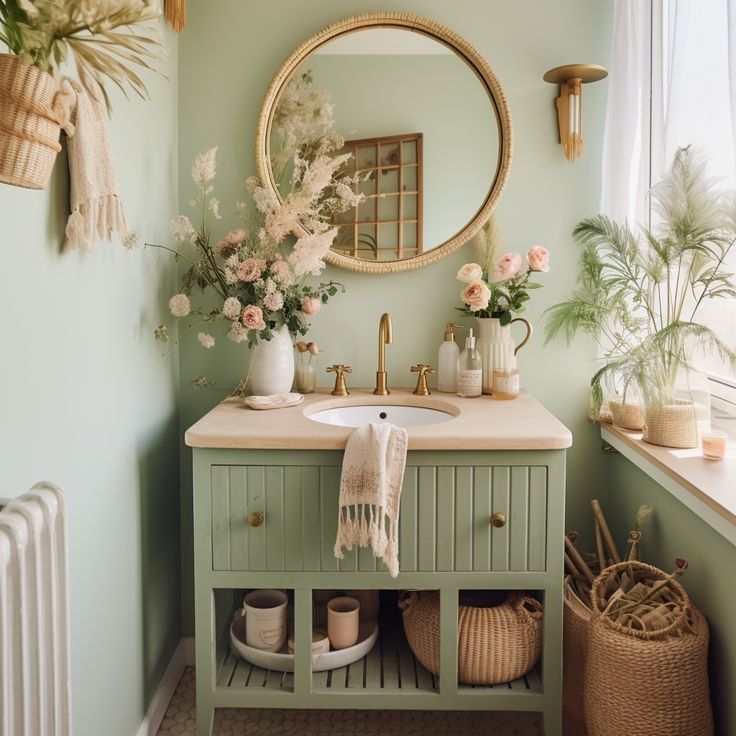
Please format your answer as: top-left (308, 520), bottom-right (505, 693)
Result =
top-left (608, 398), bottom-right (643, 431)
top-left (399, 590), bottom-right (543, 685)
top-left (0, 54), bottom-right (66, 190)
top-left (584, 562), bottom-right (713, 736)
top-left (563, 576), bottom-right (593, 736)
top-left (642, 400), bottom-right (698, 448)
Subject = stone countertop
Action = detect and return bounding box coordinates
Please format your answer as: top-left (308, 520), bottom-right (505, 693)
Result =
top-left (185, 388), bottom-right (572, 451)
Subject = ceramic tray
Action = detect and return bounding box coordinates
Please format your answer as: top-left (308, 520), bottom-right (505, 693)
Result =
top-left (230, 614), bottom-right (378, 672)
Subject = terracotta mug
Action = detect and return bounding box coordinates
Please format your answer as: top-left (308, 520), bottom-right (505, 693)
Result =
top-left (243, 589), bottom-right (288, 652)
top-left (327, 596), bottom-right (360, 650)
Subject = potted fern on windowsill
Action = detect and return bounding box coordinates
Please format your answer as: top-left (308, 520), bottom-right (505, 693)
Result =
top-left (0, 0), bottom-right (161, 189)
top-left (544, 146), bottom-right (736, 448)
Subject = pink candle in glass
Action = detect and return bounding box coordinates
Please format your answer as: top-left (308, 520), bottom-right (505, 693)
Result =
top-left (702, 429), bottom-right (728, 460)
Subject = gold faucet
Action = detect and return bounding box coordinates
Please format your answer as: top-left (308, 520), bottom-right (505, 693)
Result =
top-left (374, 312), bottom-right (393, 395)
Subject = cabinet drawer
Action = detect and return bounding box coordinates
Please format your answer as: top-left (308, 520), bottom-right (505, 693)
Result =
top-left (210, 464), bottom-right (547, 573)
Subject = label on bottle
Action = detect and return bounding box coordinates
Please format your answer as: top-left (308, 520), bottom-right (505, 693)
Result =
top-left (492, 369), bottom-right (519, 398)
top-left (457, 369), bottom-right (482, 397)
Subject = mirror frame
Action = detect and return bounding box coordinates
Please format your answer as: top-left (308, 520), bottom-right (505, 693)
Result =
top-left (255, 12), bottom-right (513, 274)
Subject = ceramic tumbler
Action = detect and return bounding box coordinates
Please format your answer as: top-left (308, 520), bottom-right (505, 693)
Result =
top-left (344, 589), bottom-right (380, 621)
top-left (327, 596), bottom-right (360, 649)
top-left (243, 589), bottom-right (288, 652)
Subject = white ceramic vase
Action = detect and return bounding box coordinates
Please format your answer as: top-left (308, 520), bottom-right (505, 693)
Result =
top-left (475, 317), bottom-right (532, 395)
top-left (249, 324), bottom-right (294, 396)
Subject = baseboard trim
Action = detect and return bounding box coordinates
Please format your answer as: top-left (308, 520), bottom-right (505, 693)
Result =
top-left (136, 637), bottom-right (195, 736)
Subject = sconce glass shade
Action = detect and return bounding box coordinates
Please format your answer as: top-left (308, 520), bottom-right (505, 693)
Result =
top-left (543, 64), bottom-right (607, 162)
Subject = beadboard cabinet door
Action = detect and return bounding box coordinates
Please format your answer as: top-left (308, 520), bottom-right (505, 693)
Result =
top-left (210, 463), bottom-right (547, 574)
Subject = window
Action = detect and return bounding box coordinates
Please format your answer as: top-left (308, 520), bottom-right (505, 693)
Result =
top-left (603, 0), bottom-right (736, 403)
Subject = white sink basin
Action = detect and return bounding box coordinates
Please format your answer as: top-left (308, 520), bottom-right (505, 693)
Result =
top-left (307, 403), bottom-right (456, 428)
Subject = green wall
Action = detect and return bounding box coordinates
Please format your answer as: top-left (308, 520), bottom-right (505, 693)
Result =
top-left (177, 0), bottom-right (613, 633)
top-left (605, 456), bottom-right (736, 735)
top-left (0, 25), bottom-right (181, 736)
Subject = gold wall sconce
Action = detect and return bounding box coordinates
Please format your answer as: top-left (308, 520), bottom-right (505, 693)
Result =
top-left (543, 64), bottom-right (608, 161)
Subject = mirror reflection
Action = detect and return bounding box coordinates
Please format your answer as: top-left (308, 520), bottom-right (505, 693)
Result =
top-left (267, 28), bottom-right (502, 263)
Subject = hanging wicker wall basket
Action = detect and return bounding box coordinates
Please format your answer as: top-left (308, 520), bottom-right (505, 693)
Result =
top-left (0, 54), bottom-right (69, 190)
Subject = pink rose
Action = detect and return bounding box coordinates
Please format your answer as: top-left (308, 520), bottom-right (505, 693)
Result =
top-left (527, 245), bottom-right (550, 272)
top-left (495, 252), bottom-right (523, 280)
top-left (457, 262), bottom-right (483, 283)
top-left (300, 297), bottom-right (321, 316)
top-left (215, 239), bottom-right (239, 258)
top-left (241, 304), bottom-right (266, 331)
top-left (225, 228), bottom-right (247, 245)
top-left (236, 258), bottom-right (261, 282)
top-left (270, 259), bottom-right (293, 285)
top-left (460, 280), bottom-right (491, 312)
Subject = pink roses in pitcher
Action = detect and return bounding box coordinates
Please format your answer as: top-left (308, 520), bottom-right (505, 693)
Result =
top-left (457, 243), bottom-right (550, 325)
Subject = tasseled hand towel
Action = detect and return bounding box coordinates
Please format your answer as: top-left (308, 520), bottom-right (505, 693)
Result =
top-left (61, 79), bottom-right (133, 251)
top-left (334, 422), bottom-right (408, 577)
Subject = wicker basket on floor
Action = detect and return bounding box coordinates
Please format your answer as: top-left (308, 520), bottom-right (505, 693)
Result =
top-left (563, 576), bottom-right (593, 736)
top-left (584, 562), bottom-right (713, 736)
top-left (0, 54), bottom-right (67, 190)
top-left (399, 590), bottom-right (543, 685)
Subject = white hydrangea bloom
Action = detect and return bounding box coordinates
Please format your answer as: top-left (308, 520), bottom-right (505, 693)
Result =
top-left (227, 321), bottom-right (248, 344)
top-left (197, 332), bottom-right (215, 349)
top-left (168, 293), bottom-right (191, 317)
top-left (222, 297), bottom-right (242, 320)
top-left (263, 289), bottom-right (284, 312)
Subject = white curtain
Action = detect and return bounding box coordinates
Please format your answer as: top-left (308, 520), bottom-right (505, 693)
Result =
top-left (601, 0), bottom-right (736, 382)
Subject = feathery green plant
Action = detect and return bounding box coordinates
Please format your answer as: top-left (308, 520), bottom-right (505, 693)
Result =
top-left (544, 146), bottom-right (736, 415)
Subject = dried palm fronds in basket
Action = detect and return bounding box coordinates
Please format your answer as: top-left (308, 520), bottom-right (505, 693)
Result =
top-left (584, 561), bottom-right (713, 736)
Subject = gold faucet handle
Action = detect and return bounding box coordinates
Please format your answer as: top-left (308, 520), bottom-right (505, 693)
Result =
top-left (326, 364), bottom-right (351, 396)
top-left (411, 364), bottom-right (435, 396)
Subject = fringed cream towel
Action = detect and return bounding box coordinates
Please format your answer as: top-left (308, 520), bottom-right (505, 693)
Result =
top-left (334, 423), bottom-right (408, 577)
top-left (61, 79), bottom-right (133, 251)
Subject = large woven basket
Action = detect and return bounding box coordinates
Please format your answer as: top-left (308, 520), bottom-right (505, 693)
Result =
top-left (584, 562), bottom-right (713, 736)
top-left (0, 54), bottom-right (67, 189)
top-left (563, 576), bottom-right (593, 736)
top-left (399, 590), bottom-right (543, 685)
top-left (642, 400), bottom-right (698, 448)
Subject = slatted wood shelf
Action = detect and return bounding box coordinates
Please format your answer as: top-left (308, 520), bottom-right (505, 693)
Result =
top-left (215, 619), bottom-right (542, 699)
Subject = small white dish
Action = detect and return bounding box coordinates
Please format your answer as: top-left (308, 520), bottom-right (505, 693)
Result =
top-left (230, 613), bottom-right (378, 672)
top-left (245, 392), bottom-right (303, 410)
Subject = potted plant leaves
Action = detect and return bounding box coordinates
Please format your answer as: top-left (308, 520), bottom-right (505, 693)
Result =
top-left (544, 146), bottom-right (736, 447)
top-left (0, 0), bottom-right (162, 189)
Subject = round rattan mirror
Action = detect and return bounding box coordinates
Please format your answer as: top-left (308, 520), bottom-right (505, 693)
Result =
top-left (255, 13), bottom-right (512, 274)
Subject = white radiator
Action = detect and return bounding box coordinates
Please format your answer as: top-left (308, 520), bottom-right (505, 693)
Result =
top-left (0, 482), bottom-right (71, 736)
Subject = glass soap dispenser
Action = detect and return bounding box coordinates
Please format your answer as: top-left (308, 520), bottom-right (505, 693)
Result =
top-left (457, 328), bottom-right (482, 398)
top-left (437, 323), bottom-right (461, 392)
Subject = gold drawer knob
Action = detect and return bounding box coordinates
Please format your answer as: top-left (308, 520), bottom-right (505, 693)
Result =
top-left (247, 511), bottom-right (264, 527)
top-left (490, 512), bottom-right (507, 528)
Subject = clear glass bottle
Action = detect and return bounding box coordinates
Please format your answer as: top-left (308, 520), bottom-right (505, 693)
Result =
top-left (457, 328), bottom-right (482, 398)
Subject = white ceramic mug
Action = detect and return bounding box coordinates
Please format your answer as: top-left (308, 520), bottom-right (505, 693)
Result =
top-left (243, 589), bottom-right (288, 652)
top-left (327, 596), bottom-right (360, 650)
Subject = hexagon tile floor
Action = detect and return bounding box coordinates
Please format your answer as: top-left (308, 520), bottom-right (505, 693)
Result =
top-left (156, 667), bottom-right (544, 735)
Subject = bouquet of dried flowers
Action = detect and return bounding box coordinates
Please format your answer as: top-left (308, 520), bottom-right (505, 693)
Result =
top-left (456, 216), bottom-right (550, 325)
top-left (152, 145), bottom-right (363, 350)
top-left (0, 0), bottom-right (162, 109)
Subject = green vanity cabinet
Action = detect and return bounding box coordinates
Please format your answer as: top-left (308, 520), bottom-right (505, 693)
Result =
top-left (192, 447), bottom-right (566, 736)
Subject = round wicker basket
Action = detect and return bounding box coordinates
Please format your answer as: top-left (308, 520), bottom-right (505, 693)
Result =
top-left (0, 54), bottom-right (67, 190)
top-left (563, 576), bottom-right (593, 736)
top-left (642, 400), bottom-right (698, 448)
top-left (399, 590), bottom-right (542, 685)
top-left (584, 562), bottom-right (713, 736)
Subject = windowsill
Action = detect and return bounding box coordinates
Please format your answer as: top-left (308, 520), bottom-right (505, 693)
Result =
top-left (601, 424), bottom-right (736, 546)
